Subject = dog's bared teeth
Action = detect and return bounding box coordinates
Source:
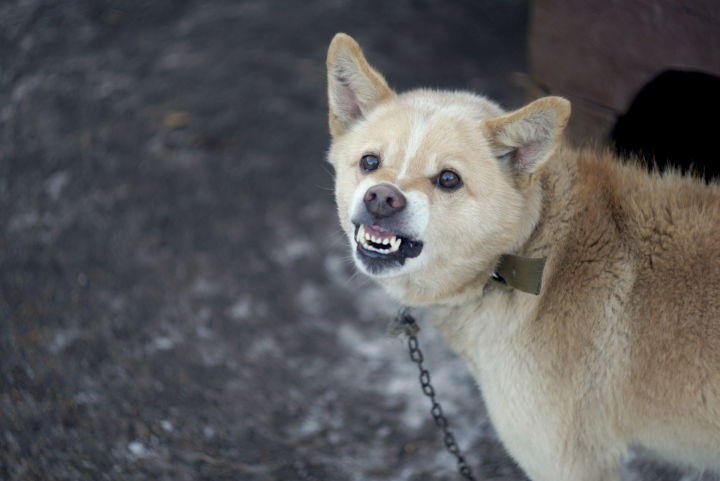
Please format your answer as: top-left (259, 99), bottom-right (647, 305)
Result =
top-left (390, 237), bottom-right (400, 251)
top-left (356, 227), bottom-right (403, 254)
top-left (356, 224), bottom-right (366, 244)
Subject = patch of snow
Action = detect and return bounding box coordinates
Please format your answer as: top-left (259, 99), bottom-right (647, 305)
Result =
top-left (127, 441), bottom-right (149, 458)
top-left (11, 74), bottom-right (43, 102)
top-left (352, 285), bottom-right (399, 321)
top-left (384, 373), bottom-right (427, 431)
top-left (275, 238), bottom-right (313, 263)
top-left (227, 296), bottom-right (252, 320)
top-left (145, 329), bottom-right (184, 354)
top-left (192, 276), bottom-right (221, 296)
top-left (295, 282), bottom-right (323, 317)
top-left (247, 335), bottom-right (280, 359)
top-left (95, 71), bottom-right (135, 99)
top-left (677, 474), bottom-right (704, 481)
top-left (195, 324), bottom-right (214, 339)
top-left (73, 391), bottom-right (100, 405)
top-left (160, 420), bottom-right (173, 432)
top-left (199, 343), bottom-right (225, 367)
top-left (327, 430), bottom-right (342, 445)
top-left (8, 211), bottom-right (39, 232)
top-left (48, 329), bottom-right (81, 354)
top-left (297, 416), bottom-right (322, 437)
top-left (108, 295), bottom-right (126, 312)
top-left (338, 324), bottom-right (384, 359)
top-left (292, 390), bottom-right (339, 441)
top-left (1, 105), bottom-right (13, 123)
top-left (323, 253), bottom-right (352, 283)
top-left (195, 306), bottom-right (212, 323)
top-left (45, 171), bottom-right (69, 200)
top-left (153, 337), bottom-right (174, 351)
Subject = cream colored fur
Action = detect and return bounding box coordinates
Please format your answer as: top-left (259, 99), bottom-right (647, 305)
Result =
top-left (326, 33), bottom-right (720, 481)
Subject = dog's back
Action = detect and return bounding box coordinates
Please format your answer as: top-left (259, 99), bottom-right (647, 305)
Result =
top-left (611, 156), bottom-right (720, 469)
top-left (535, 147), bottom-right (720, 470)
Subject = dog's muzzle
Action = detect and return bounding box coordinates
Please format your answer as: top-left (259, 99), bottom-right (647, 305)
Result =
top-left (350, 183), bottom-right (425, 275)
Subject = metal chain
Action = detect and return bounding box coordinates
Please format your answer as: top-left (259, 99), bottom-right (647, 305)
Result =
top-left (394, 308), bottom-right (478, 481)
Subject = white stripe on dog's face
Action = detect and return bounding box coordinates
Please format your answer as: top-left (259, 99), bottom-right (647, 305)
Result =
top-left (398, 118), bottom-right (429, 179)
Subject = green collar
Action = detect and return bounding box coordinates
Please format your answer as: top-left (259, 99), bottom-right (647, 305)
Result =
top-left (492, 254), bottom-right (547, 295)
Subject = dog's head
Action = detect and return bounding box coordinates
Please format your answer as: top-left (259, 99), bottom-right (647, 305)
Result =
top-left (326, 33), bottom-right (570, 305)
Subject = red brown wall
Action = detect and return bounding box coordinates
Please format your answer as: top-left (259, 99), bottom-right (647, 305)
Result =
top-left (528, 0), bottom-right (720, 143)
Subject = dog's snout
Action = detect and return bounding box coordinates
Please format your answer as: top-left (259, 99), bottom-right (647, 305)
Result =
top-left (363, 184), bottom-right (406, 218)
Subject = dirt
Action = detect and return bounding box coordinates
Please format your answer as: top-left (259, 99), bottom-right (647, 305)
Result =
top-left (1, 1), bottom-right (716, 480)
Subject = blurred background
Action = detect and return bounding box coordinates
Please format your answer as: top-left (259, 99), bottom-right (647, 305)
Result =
top-left (1, 1), bottom-right (718, 480)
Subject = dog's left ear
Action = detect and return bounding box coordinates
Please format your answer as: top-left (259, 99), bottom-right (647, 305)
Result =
top-left (327, 33), bottom-right (395, 138)
top-left (483, 97), bottom-right (571, 175)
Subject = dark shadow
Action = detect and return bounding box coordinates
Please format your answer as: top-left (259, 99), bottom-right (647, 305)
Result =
top-left (610, 70), bottom-right (720, 182)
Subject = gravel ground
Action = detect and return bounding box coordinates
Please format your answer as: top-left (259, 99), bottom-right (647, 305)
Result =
top-left (1, 1), bottom-right (717, 480)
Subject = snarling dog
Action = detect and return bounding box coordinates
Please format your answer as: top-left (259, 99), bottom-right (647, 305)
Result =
top-left (325, 33), bottom-right (720, 481)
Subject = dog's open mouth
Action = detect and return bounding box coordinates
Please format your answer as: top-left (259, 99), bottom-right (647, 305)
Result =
top-left (353, 224), bottom-right (423, 267)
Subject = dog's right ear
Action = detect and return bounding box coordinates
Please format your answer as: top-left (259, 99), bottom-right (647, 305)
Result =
top-left (483, 96), bottom-right (571, 176)
top-left (327, 33), bottom-right (395, 138)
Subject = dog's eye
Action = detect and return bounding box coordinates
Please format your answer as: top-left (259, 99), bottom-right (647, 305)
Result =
top-left (436, 170), bottom-right (462, 190)
top-left (360, 154), bottom-right (381, 172)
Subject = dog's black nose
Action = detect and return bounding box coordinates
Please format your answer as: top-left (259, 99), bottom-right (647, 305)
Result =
top-left (363, 184), bottom-right (406, 218)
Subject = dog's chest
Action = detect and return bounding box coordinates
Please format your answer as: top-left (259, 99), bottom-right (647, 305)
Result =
top-left (431, 292), bottom-right (566, 477)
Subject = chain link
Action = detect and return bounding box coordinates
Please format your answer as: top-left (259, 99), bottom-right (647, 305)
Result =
top-left (397, 309), bottom-right (478, 481)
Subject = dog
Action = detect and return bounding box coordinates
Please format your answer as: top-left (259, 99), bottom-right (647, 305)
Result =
top-left (325, 33), bottom-right (720, 481)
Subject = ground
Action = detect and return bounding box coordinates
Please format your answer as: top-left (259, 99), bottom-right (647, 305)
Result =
top-left (1, 1), bottom-right (717, 480)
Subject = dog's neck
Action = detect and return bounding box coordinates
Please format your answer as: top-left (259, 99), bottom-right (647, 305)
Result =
top-left (484, 144), bottom-right (578, 297)
top-left (440, 182), bottom-right (553, 305)
top-left (423, 146), bottom-right (580, 363)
